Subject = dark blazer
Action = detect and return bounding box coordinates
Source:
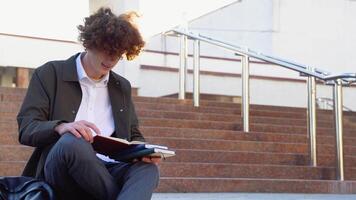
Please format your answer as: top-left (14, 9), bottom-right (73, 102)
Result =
top-left (17, 53), bottom-right (144, 179)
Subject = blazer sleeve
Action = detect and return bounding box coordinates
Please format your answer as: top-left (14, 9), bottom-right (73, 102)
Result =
top-left (17, 69), bottom-right (62, 147)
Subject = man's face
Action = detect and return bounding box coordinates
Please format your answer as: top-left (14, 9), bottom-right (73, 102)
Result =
top-left (86, 49), bottom-right (122, 78)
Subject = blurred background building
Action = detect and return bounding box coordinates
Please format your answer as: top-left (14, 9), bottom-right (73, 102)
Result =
top-left (1, 0), bottom-right (355, 109)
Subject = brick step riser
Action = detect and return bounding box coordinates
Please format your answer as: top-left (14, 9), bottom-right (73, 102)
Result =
top-left (145, 137), bottom-right (356, 155)
top-left (0, 112), bottom-right (339, 128)
top-left (159, 163), bottom-right (356, 180)
top-left (0, 116), bottom-right (356, 133)
top-left (3, 135), bottom-right (356, 155)
top-left (136, 103), bottom-right (353, 118)
top-left (0, 105), bottom-right (343, 123)
top-left (141, 127), bottom-right (356, 146)
top-left (138, 119), bottom-right (356, 137)
top-left (1, 161), bottom-right (355, 181)
top-left (167, 150), bottom-right (356, 167)
top-left (251, 125), bottom-right (356, 137)
top-left (3, 108), bottom-right (355, 128)
top-left (2, 116), bottom-right (356, 136)
top-left (2, 126), bottom-right (356, 147)
top-left (135, 104), bottom-right (336, 120)
top-left (0, 92), bottom-right (330, 113)
top-left (115, 96), bottom-right (356, 117)
top-left (2, 147), bottom-right (356, 167)
top-left (0, 146), bottom-right (33, 162)
top-left (156, 178), bottom-right (356, 193)
top-left (0, 162), bottom-right (26, 176)
top-left (135, 110), bottom-right (352, 129)
top-left (133, 96), bottom-right (305, 112)
top-left (2, 93), bottom-right (354, 118)
top-left (2, 91), bottom-right (355, 119)
top-left (0, 146), bottom-right (356, 167)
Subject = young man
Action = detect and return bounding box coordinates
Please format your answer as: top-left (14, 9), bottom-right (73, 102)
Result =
top-left (17, 7), bottom-right (160, 200)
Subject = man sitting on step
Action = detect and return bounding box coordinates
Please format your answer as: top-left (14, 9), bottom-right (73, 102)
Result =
top-left (17, 7), bottom-right (160, 200)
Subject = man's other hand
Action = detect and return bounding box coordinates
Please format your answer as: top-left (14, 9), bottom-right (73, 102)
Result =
top-left (141, 156), bottom-right (161, 165)
top-left (54, 120), bottom-right (101, 143)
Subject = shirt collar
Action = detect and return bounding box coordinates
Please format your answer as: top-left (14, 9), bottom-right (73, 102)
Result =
top-left (76, 52), bottom-right (109, 86)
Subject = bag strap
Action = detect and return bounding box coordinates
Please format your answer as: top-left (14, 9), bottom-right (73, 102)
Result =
top-left (18, 182), bottom-right (55, 200)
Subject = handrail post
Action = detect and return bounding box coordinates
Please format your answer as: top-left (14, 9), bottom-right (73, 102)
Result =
top-left (307, 67), bottom-right (317, 166)
top-left (333, 79), bottom-right (344, 181)
top-left (179, 34), bottom-right (188, 100)
top-left (242, 54), bottom-right (250, 132)
top-left (193, 40), bottom-right (200, 107)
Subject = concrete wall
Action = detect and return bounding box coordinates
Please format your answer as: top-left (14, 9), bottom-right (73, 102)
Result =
top-left (0, 35), bottom-right (83, 69)
top-left (272, 0), bottom-right (356, 73)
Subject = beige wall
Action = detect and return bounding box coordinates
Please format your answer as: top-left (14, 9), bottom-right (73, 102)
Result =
top-left (272, 0), bottom-right (356, 73)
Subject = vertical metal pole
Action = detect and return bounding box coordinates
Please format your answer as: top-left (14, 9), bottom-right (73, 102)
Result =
top-left (193, 40), bottom-right (200, 107)
top-left (333, 79), bottom-right (344, 180)
top-left (242, 55), bottom-right (250, 132)
top-left (307, 67), bottom-right (317, 166)
top-left (179, 35), bottom-right (188, 100)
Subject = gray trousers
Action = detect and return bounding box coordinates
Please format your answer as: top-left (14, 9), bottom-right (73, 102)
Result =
top-left (44, 133), bottom-right (159, 200)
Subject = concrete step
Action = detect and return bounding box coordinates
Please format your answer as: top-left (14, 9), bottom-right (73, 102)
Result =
top-left (159, 162), bottom-right (341, 180)
top-left (0, 161), bottom-right (26, 176)
top-left (2, 161), bottom-right (355, 182)
top-left (3, 109), bottom-right (356, 132)
top-left (0, 88), bottom-right (26, 103)
top-left (139, 118), bottom-right (356, 137)
top-left (3, 126), bottom-right (356, 148)
top-left (3, 110), bottom-right (353, 130)
top-left (0, 102), bottom-right (22, 113)
top-left (127, 96), bottom-right (356, 117)
top-left (2, 144), bottom-right (356, 167)
top-left (156, 178), bottom-right (356, 193)
top-left (2, 115), bottom-right (356, 138)
top-left (0, 145), bottom-right (33, 162)
top-left (141, 127), bottom-right (356, 146)
top-left (151, 193), bottom-right (356, 200)
top-left (133, 102), bottom-right (335, 120)
top-left (145, 137), bottom-right (356, 155)
top-left (2, 88), bottom-right (356, 122)
top-left (2, 132), bottom-right (356, 158)
top-left (0, 100), bottom-right (336, 121)
top-left (0, 89), bottom-right (329, 113)
top-left (0, 133), bottom-right (19, 145)
top-left (166, 149), bottom-right (356, 167)
top-left (136, 110), bottom-right (344, 129)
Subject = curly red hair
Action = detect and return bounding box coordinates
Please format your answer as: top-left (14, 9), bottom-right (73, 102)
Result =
top-left (78, 7), bottom-right (145, 60)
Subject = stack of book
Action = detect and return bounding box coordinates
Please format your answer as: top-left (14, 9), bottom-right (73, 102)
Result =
top-left (92, 135), bottom-right (175, 162)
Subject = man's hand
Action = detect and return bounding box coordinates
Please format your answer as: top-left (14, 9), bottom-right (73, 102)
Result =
top-left (54, 120), bottom-right (101, 143)
top-left (141, 156), bottom-right (161, 165)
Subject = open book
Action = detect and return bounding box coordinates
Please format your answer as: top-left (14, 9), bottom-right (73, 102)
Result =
top-left (92, 135), bottom-right (175, 162)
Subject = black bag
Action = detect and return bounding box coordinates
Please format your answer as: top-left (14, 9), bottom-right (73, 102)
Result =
top-left (0, 176), bottom-right (55, 200)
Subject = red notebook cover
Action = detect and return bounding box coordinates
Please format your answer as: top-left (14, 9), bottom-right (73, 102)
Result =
top-left (92, 135), bottom-right (143, 155)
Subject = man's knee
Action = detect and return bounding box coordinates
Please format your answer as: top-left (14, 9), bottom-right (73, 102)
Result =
top-left (128, 162), bottom-right (160, 187)
top-left (47, 133), bottom-right (94, 163)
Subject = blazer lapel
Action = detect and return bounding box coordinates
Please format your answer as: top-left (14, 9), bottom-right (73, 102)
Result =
top-left (59, 53), bottom-right (82, 122)
top-left (108, 73), bottom-right (129, 139)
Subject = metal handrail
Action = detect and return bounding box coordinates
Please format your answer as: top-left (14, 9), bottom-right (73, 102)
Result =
top-left (172, 29), bottom-right (327, 80)
top-left (169, 28), bottom-right (356, 181)
top-left (317, 97), bottom-right (354, 112)
top-left (197, 33), bottom-right (333, 77)
top-left (172, 28), bottom-right (356, 83)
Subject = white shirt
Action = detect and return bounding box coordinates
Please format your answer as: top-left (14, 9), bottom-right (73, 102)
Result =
top-left (75, 53), bottom-right (117, 162)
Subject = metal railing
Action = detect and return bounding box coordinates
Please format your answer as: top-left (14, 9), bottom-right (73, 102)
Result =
top-left (167, 27), bottom-right (356, 181)
top-left (317, 97), bottom-right (353, 112)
